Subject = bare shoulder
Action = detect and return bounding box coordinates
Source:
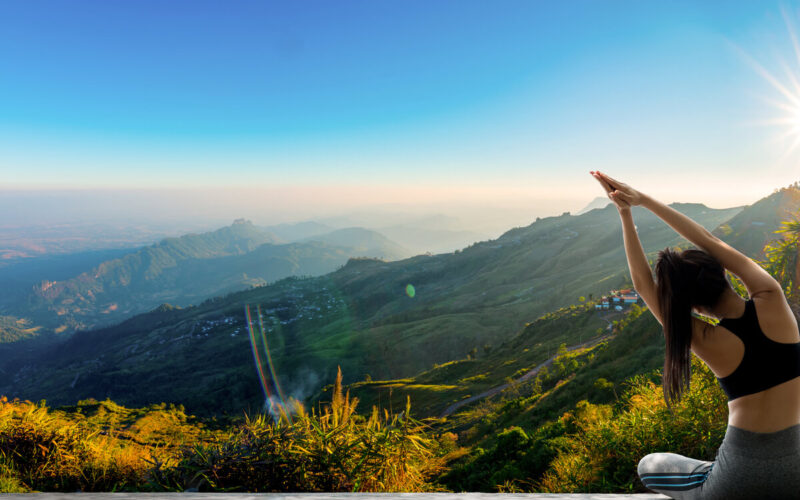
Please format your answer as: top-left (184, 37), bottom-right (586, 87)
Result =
top-left (752, 291), bottom-right (800, 343)
top-left (689, 317), bottom-right (717, 359)
top-left (690, 317), bottom-right (744, 378)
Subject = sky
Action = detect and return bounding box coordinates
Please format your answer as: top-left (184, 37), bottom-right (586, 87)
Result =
top-left (2, 1), bottom-right (800, 230)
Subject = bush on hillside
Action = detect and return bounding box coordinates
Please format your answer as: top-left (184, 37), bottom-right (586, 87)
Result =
top-left (539, 357), bottom-right (727, 492)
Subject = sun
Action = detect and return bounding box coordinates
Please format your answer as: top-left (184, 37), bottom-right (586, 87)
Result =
top-left (743, 7), bottom-right (800, 160)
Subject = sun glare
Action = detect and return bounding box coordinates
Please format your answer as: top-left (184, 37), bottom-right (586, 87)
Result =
top-left (745, 7), bottom-right (800, 160)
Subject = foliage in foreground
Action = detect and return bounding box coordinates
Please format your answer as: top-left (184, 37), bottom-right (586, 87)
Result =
top-left (0, 368), bottom-right (446, 493)
top-left (150, 367), bottom-right (446, 492)
top-left (0, 396), bottom-right (199, 492)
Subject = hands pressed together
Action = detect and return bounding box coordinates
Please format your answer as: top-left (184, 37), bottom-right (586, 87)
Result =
top-left (590, 171), bottom-right (644, 213)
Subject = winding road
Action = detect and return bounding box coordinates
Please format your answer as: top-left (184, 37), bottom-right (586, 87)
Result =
top-left (439, 334), bottom-right (612, 418)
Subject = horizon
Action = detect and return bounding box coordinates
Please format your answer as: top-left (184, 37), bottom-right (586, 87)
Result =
top-left (3, 1), bottom-right (800, 232)
top-left (0, 184), bottom-right (772, 236)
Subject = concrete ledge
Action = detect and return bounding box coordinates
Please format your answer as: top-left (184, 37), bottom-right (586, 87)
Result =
top-left (0, 494), bottom-right (669, 499)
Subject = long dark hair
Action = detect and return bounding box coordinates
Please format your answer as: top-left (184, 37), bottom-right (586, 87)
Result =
top-left (654, 247), bottom-right (728, 406)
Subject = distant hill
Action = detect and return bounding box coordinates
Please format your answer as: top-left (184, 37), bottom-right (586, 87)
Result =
top-left (314, 213), bottom-right (490, 254)
top-left (302, 227), bottom-right (411, 261)
top-left (2, 200), bottom-right (752, 415)
top-left (576, 196), bottom-right (611, 215)
top-left (15, 221), bottom-right (407, 334)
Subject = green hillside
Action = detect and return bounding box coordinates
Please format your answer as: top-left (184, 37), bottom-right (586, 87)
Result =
top-left (712, 186), bottom-right (800, 257)
top-left (329, 302), bottom-right (628, 419)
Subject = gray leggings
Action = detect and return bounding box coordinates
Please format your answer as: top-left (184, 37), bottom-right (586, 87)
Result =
top-left (638, 424), bottom-right (800, 499)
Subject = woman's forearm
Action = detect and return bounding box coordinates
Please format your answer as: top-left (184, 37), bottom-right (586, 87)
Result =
top-left (619, 209), bottom-right (660, 319)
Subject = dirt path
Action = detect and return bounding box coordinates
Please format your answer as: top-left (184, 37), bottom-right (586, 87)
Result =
top-left (439, 334), bottom-right (612, 418)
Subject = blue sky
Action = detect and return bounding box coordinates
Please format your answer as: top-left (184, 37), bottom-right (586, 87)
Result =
top-left (2, 1), bottom-right (800, 225)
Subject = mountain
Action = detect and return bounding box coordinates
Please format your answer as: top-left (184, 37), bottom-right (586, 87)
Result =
top-left (13, 221), bottom-right (410, 334)
top-left (314, 213), bottom-right (491, 254)
top-left (263, 218), bottom-right (483, 254)
top-left (1, 200), bottom-right (755, 415)
top-left (576, 196), bottom-right (611, 215)
top-left (18, 219), bottom-right (279, 331)
top-left (301, 227), bottom-right (411, 260)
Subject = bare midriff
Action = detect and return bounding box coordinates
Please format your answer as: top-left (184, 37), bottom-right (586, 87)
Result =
top-left (727, 376), bottom-right (800, 432)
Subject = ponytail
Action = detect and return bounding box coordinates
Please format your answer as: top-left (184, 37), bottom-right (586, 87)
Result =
top-left (655, 247), bottom-right (727, 407)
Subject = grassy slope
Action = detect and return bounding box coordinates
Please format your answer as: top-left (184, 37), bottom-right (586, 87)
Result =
top-left (333, 302), bottom-right (627, 419)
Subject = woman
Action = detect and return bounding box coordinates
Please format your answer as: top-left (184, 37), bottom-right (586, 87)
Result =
top-left (591, 171), bottom-right (800, 500)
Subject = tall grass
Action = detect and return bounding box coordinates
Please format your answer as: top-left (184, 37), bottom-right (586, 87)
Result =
top-left (150, 367), bottom-right (444, 492)
top-left (0, 368), bottom-right (444, 492)
top-left (0, 396), bottom-right (170, 492)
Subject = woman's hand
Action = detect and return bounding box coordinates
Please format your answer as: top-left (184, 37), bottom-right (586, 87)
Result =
top-left (590, 171), bottom-right (644, 206)
top-left (590, 170), bottom-right (631, 212)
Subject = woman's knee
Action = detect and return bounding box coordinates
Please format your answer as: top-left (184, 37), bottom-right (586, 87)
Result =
top-left (637, 453), bottom-right (659, 477)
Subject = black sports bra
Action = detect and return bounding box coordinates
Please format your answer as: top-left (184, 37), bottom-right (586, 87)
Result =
top-left (716, 299), bottom-right (800, 401)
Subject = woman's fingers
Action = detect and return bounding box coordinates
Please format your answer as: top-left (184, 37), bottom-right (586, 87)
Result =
top-left (591, 172), bottom-right (614, 194)
top-left (597, 171), bottom-right (626, 190)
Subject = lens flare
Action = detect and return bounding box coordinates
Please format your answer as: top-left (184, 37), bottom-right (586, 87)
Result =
top-left (405, 283), bottom-right (416, 298)
top-left (245, 304), bottom-right (292, 423)
top-left (245, 304), bottom-right (273, 407)
top-left (256, 305), bottom-right (291, 415)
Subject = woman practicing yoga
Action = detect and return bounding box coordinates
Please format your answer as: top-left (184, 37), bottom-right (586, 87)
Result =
top-left (591, 171), bottom-right (800, 499)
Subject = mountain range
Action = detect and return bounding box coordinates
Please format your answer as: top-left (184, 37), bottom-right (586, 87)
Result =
top-left (5, 186), bottom-right (799, 416)
top-left (1, 219), bottom-right (410, 335)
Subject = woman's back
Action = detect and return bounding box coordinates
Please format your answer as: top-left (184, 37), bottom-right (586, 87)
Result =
top-left (692, 293), bottom-right (800, 432)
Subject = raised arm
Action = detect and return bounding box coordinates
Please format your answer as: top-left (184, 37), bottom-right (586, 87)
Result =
top-left (594, 171), bottom-right (781, 298)
top-left (591, 172), bottom-right (662, 322)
